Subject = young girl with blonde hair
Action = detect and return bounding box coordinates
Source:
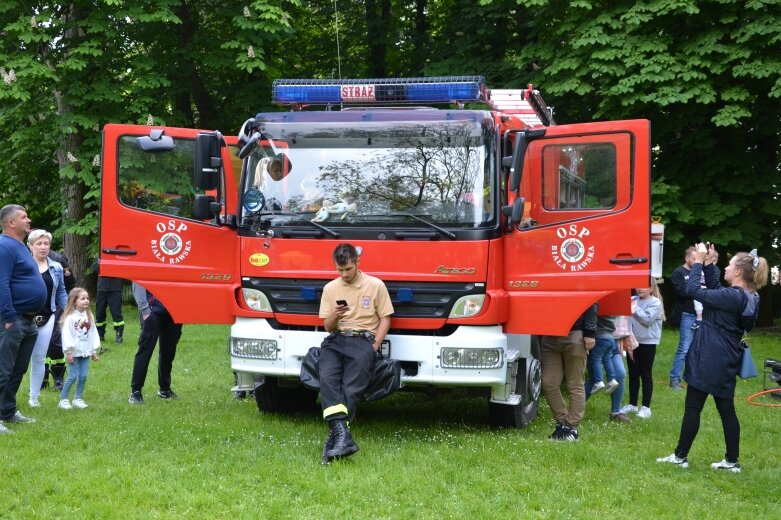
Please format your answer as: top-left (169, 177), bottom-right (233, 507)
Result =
top-left (58, 288), bottom-right (101, 410)
top-left (623, 278), bottom-right (664, 419)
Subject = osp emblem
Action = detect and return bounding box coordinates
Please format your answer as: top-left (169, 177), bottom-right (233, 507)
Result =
top-left (551, 225), bottom-right (595, 272)
top-left (151, 219), bottom-right (192, 264)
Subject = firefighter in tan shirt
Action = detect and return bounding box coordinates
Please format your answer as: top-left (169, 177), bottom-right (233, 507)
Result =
top-left (318, 243), bottom-right (393, 463)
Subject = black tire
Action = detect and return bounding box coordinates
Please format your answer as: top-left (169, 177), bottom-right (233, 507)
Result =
top-left (488, 338), bottom-right (542, 428)
top-left (254, 377), bottom-right (318, 414)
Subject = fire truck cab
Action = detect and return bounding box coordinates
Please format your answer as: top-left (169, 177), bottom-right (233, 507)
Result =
top-left (99, 76), bottom-right (656, 428)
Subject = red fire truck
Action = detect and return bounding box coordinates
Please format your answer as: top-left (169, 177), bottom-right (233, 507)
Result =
top-left (99, 76), bottom-right (657, 427)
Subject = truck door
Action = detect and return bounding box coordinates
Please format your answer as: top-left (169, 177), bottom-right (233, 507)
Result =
top-left (503, 120), bottom-right (650, 336)
top-left (99, 124), bottom-right (240, 324)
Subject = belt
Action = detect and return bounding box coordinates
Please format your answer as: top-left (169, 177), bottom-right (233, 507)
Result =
top-left (19, 313), bottom-right (37, 322)
top-left (337, 330), bottom-right (374, 340)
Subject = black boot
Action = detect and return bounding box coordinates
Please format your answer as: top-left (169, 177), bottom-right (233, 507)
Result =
top-left (51, 363), bottom-right (66, 391)
top-left (321, 427), bottom-right (336, 465)
top-left (325, 420), bottom-right (358, 460)
top-left (115, 327), bottom-right (124, 344)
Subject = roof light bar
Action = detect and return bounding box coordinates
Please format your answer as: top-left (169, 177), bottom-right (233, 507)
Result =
top-left (272, 76), bottom-right (485, 105)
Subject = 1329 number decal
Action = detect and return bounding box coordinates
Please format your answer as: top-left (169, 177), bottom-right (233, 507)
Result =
top-left (201, 273), bottom-right (232, 281)
top-left (508, 280), bottom-right (539, 288)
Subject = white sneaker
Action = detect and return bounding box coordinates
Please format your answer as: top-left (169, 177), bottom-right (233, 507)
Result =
top-left (28, 397), bottom-right (41, 408)
top-left (637, 406), bottom-right (652, 419)
top-left (620, 404), bottom-right (638, 414)
top-left (711, 459), bottom-right (741, 473)
top-left (656, 453), bottom-right (689, 468)
top-left (604, 379), bottom-right (619, 395)
top-left (590, 381), bottom-right (605, 394)
top-left (58, 399), bottom-right (72, 410)
top-left (71, 399), bottom-right (88, 409)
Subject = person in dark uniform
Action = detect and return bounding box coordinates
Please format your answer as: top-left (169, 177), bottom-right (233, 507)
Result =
top-left (0, 204), bottom-right (47, 434)
top-left (128, 283), bottom-right (183, 404)
top-left (92, 260), bottom-right (125, 344)
top-left (317, 243), bottom-right (393, 463)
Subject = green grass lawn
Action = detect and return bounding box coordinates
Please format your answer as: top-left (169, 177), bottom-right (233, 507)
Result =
top-left (2, 306), bottom-right (780, 519)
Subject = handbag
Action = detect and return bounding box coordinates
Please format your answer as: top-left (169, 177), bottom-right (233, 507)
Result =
top-left (738, 341), bottom-right (758, 379)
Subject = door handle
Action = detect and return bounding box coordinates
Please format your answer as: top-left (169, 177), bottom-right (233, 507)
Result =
top-left (102, 248), bottom-right (137, 256)
top-left (609, 257), bottom-right (647, 265)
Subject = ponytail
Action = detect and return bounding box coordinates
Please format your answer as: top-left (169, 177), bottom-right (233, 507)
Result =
top-left (733, 250), bottom-right (769, 291)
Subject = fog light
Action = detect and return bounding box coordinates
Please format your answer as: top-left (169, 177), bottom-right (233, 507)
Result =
top-left (242, 288), bottom-right (272, 312)
top-left (440, 347), bottom-right (502, 368)
top-left (231, 338), bottom-right (278, 359)
top-left (449, 295), bottom-right (485, 318)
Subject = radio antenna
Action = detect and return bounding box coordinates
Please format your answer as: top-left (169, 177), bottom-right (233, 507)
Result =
top-left (334, 0), bottom-right (342, 79)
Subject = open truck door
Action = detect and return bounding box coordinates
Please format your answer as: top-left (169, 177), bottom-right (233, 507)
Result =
top-left (99, 125), bottom-right (240, 324)
top-left (503, 120), bottom-right (650, 336)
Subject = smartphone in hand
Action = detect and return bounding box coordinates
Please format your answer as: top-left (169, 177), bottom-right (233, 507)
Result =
top-left (336, 299), bottom-right (347, 307)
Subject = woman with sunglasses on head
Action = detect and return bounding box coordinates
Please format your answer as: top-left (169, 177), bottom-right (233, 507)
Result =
top-left (658, 244), bottom-right (768, 473)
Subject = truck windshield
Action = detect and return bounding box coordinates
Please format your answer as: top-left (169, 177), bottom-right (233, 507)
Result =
top-left (240, 117), bottom-right (495, 230)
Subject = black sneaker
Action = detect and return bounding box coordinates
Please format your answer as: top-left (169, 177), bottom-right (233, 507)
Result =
top-left (157, 390), bottom-right (179, 400)
top-left (128, 391), bottom-right (144, 404)
top-left (115, 333), bottom-right (123, 344)
top-left (548, 423), bottom-right (565, 440)
top-left (561, 427), bottom-right (579, 441)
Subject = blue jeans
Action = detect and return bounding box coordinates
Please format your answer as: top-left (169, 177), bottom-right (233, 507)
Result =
top-left (587, 336), bottom-right (617, 383)
top-left (586, 341), bottom-right (626, 414)
top-left (61, 356), bottom-right (91, 400)
top-left (0, 318), bottom-right (38, 419)
top-left (670, 312), bottom-right (696, 384)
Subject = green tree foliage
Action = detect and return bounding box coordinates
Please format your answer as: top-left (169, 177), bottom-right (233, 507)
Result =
top-left (498, 0), bottom-right (781, 270)
top-left (0, 1), bottom-right (297, 288)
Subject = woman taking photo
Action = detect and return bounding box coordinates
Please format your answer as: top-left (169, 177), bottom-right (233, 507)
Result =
top-left (657, 243), bottom-right (767, 473)
top-left (26, 229), bottom-right (68, 407)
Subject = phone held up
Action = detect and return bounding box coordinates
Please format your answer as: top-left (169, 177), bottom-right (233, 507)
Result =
top-left (336, 299), bottom-right (347, 307)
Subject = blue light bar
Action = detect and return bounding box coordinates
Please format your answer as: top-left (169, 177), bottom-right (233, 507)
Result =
top-left (272, 76), bottom-right (485, 105)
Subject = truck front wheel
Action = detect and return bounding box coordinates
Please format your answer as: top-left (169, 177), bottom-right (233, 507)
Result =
top-left (254, 377), bottom-right (318, 414)
top-left (488, 339), bottom-right (542, 428)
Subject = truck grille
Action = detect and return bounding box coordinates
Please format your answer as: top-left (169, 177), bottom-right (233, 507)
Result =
top-left (243, 278), bottom-right (482, 318)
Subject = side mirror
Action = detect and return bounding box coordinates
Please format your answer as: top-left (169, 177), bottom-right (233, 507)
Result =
top-left (501, 197), bottom-right (525, 227)
top-left (194, 132), bottom-right (222, 190)
top-left (193, 194), bottom-right (221, 220)
top-left (238, 131), bottom-right (261, 159)
top-left (502, 129), bottom-right (546, 193)
top-left (136, 129), bottom-right (174, 153)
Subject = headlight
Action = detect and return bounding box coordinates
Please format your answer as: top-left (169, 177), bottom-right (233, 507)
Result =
top-left (231, 338), bottom-right (278, 359)
top-left (440, 347), bottom-right (502, 369)
top-left (242, 288), bottom-right (272, 312)
top-left (448, 294), bottom-right (485, 318)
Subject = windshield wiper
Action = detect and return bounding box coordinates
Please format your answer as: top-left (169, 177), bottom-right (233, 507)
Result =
top-left (386, 213), bottom-right (456, 239)
top-left (255, 211), bottom-right (340, 238)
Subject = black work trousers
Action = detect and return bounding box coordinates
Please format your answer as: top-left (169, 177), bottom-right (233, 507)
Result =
top-left (675, 384), bottom-right (740, 463)
top-left (131, 312), bottom-right (182, 393)
top-left (318, 334), bottom-right (375, 423)
top-left (96, 290), bottom-right (124, 336)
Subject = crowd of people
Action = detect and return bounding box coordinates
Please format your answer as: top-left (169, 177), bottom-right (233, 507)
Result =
top-left (0, 204), bottom-right (184, 435)
top-left (0, 203), bottom-right (769, 471)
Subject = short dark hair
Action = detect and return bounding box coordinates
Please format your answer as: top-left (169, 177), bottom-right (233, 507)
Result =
top-left (0, 204), bottom-right (24, 226)
top-left (333, 243), bottom-right (359, 266)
